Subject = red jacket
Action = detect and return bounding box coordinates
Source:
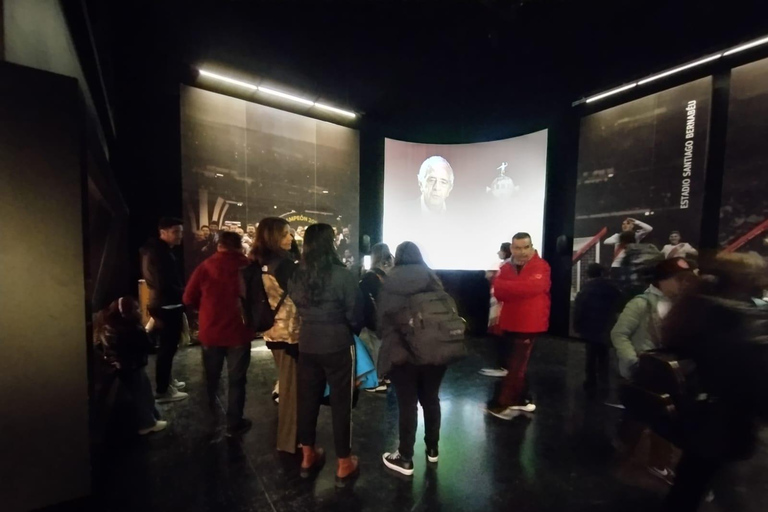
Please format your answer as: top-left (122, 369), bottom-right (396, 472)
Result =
top-left (183, 250), bottom-right (253, 347)
top-left (493, 252), bottom-right (551, 334)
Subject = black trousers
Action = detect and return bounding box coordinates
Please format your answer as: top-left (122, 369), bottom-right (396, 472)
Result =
top-left (119, 367), bottom-right (160, 430)
top-left (154, 307), bottom-right (185, 394)
top-left (297, 346), bottom-right (355, 458)
top-left (389, 363), bottom-right (447, 460)
top-left (663, 452), bottom-right (722, 512)
top-left (202, 343), bottom-right (252, 425)
top-left (584, 342), bottom-right (610, 389)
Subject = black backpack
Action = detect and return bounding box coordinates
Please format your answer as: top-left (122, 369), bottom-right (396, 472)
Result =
top-left (240, 263), bottom-right (288, 333)
top-left (398, 290), bottom-right (467, 366)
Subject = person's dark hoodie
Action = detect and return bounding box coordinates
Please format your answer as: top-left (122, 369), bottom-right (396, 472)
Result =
top-left (359, 267), bottom-right (386, 331)
top-left (140, 238), bottom-right (185, 315)
top-left (573, 277), bottom-right (623, 343)
top-left (376, 242), bottom-right (443, 377)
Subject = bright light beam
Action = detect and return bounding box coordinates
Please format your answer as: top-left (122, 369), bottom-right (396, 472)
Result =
top-left (724, 35), bottom-right (768, 56)
top-left (199, 70), bottom-right (257, 90)
top-left (585, 83), bottom-right (637, 103)
top-left (637, 54), bottom-right (722, 85)
top-left (258, 86), bottom-right (315, 106)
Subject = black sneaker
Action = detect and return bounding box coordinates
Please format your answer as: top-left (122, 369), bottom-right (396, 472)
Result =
top-left (382, 451), bottom-right (414, 476)
top-left (226, 418), bottom-right (253, 437)
top-left (426, 448), bottom-right (439, 463)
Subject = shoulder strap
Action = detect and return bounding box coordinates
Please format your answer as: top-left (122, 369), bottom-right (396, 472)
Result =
top-left (273, 289), bottom-right (289, 315)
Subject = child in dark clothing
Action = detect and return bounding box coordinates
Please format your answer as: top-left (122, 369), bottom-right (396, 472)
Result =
top-left (573, 263), bottom-right (623, 396)
top-left (97, 296), bottom-right (167, 435)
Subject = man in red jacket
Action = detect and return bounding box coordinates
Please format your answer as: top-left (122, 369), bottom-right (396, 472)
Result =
top-left (183, 231), bottom-right (254, 436)
top-left (486, 232), bottom-right (551, 420)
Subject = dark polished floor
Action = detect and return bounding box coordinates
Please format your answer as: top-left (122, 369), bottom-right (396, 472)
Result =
top-left (79, 336), bottom-right (766, 512)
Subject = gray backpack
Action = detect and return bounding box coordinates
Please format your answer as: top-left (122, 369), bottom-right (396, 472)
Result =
top-left (398, 290), bottom-right (467, 366)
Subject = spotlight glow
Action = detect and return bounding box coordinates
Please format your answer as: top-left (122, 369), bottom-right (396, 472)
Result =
top-left (258, 86), bottom-right (315, 106)
top-left (585, 83), bottom-right (637, 103)
top-left (314, 102), bottom-right (356, 118)
top-left (724, 36), bottom-right (768, 56)
top-left (637, 54), bottom-right (722, 85)
top-left (199, 70), bottom-right (257, 90)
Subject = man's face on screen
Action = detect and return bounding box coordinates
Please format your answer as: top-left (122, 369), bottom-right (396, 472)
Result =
top-left (420, 164), bottom-right (454, 209)
top-left (511, 237), bottom-right (534, 264)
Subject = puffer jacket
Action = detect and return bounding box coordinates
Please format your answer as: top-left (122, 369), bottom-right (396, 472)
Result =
top-left (259, 252), bottom-right (300, 346)
top-left (610, 287), bottom-right (664, 379)
top-left (376, 254), bottom-right (444, 377)
top-left (493, 252), bottom-right (551, 333)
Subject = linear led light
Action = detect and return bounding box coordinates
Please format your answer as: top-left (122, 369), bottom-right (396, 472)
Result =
top-left (637, 54), bottom-right (722, 85)
top-left (314, 102), bottom-right (356, 118)
top-left (724, 35), bottom-right (768, 56)
top-left (258, 86), bottom-right (315, 106)
top-left (199, 70), bottom-right (257, 90)
top-left (586, 83), bottom-right (637, 103)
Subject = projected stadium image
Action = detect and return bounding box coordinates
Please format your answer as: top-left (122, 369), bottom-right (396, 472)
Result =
top-left (383, 130), bottom-right (548, 270)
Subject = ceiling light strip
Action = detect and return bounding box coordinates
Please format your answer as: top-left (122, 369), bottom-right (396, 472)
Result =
top-left (637, 53), bottom-right (722, 85)
top-left (723, 35), bottom-right (768, 56)
top-left (198, 69), bottom-right (356, 117)
top-left (585, 83), bottom-right (637, 103)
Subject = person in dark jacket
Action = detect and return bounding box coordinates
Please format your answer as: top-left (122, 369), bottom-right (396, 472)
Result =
top-left (184, 231), bottom-right (254, 437)
top-left (359, 243), bottom-right (394, 393)
top-left (140, 217), bottom-right (188, 403)
top-left (573, 263), bottom-right (623, 396)
top-left (661, 252), bottom-right (768, 512)
top-left (97, 296), bottom-right (166, 435)
top-left (377, 241), bottom-right (447, 476)
top-left (249, 217), bottom-right (300, 452)
top-left (289, 223), bottom-right (364, 487)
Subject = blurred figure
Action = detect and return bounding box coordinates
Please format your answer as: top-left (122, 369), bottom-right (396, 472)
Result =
top-left (418, 156), bottom-right (454, 215)
top-left (480, 242), bottom-right (513, 377)
top-left (289, 224), bottom-right (364, 487)
top-left (605, 218), bottom-right (653, 269)
top-left (337, 226), bottom-right (352, 255)
top-left (140, 217), bottom-right (188, 403)
top-left (661, 252), bottom-right (768, 511)
top-left (377, 242), bottom-right (449, 476)
top-left (611, 258), bottom-right (692, 483)
top-left (246, 224), bottom-right (256, 240)
top-left (573, 263), bottom-right (623, 397)
top-left (201, 225), bottom-right (211, 238)
top-left (343, 249), bottom-right (356, 269)
top-left (359, 243), bottom-right (394, 393)
top-left (96, 296), bottom-right (166, 435)
top-left (662, 231), bottom-right (698, 260)
top-left (486, 233), bottom-right (551, 420)
top-left (184, 232), bottom-right (253, 437)
top-left (249, 218), bottom-right (300, 453)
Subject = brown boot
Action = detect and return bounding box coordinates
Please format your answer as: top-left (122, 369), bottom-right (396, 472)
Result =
top-left (300, 446), bottom-right (325, 479)
top-left (335, 455), bottom-right (360, 488)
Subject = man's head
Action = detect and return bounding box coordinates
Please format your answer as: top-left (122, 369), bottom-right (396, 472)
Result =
top-left (621, 218), bottom-right (636, 232)
top-left (418, 156), bottom-right (454, 211)
top-left (222, 225), bottom-right (231, 232)
top-left (371, 243), bottom-right (394, 272)
top-left (511, 232), bottom-right (534, 265)
top-left (653, 257), bottom-right (692, 298)
top-left (586, 263), bottom-right (606, 280)
top-left (342, 227), bottom-right (350, 238)
top-left (217, 231), bottom-right (243, 252)
top-left (209, 222), bottom-right (219, 232)
top-left (158, 217), bottom-right (183, 247)
top-left (195, 230), bottom-right (206, 242)
top-left (201, 225), bottom-right (210, 237)
top-left (297, 226), bottom-right (306, 238)
top-left (669, 231), bottom-right (681, 245)
top-left (246, 224), bottom-right (256, 237)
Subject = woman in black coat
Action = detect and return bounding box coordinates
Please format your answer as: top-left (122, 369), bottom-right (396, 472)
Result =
top-left (377, 241), bottom-right (447, 476)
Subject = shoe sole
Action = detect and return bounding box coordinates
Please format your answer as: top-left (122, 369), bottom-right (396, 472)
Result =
top-left (478, 371), bottom-right (508, 377)
top-left (427, 455), bottom-right (439, 463)
top-left (335, 466), bottom-right (360, 488)
top-left (485, 408), bottom-right (517, 421)
top-left (300, 452), bottom-right (326, 479)
top-left (509, 405), bottom-right (536, 413)
top-left (382, 454), bottom-right (414, 476)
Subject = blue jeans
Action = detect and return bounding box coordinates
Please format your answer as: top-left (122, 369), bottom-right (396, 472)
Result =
top-left (202, 343), bottom-right (252, 425)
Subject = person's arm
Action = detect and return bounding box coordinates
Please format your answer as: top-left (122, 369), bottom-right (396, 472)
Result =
top-left (183, 265), bottom-right (205, 310)
top-left (610, 297), bottom-right (647, 379)
top-left (684, 243), bottom-right (698, 257)
top-left (493, 263), bottom-right (551, 301)
top-left (633, 220), bottom-right (653, 241)
top-left (141, 248), bottom-right (165, 293)
top-left (343, 270), bottom-right (365, 335)
top-left (604, 233), bottom-right (620, 245)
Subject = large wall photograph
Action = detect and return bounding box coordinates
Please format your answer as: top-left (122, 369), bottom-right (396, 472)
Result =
top-left (719, 57), bottom-right (768, 256)
top-left (572, 78), bottom-right (712, 296)
top-left (180, 86), bottom-right (360, 276)
top-left (382, 131), bottom-right (548, 271)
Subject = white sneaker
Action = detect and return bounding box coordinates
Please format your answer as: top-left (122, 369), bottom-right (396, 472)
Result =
top-left (478, 368), bottom-right (508, 377)
top-left (138, 420), bottom-right (168, 435)
top-left (485, 406), bottom-right (519, 421)
top-left (509, 402), bottom-right (536, 413)
top-left (172, 379), bottom-right (186, 390)
top-left (365, 384), bottom-right (388, 393)
top-left (155, 386), bottom-right (189, 403)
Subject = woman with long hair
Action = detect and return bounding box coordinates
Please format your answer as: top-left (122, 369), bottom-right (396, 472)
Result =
top-left (377, 242), bottom-right (448, 476)
top-left (289, 223), bottom-right (364, 487)
top-left (249, 217), bottom-right (300, 453)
